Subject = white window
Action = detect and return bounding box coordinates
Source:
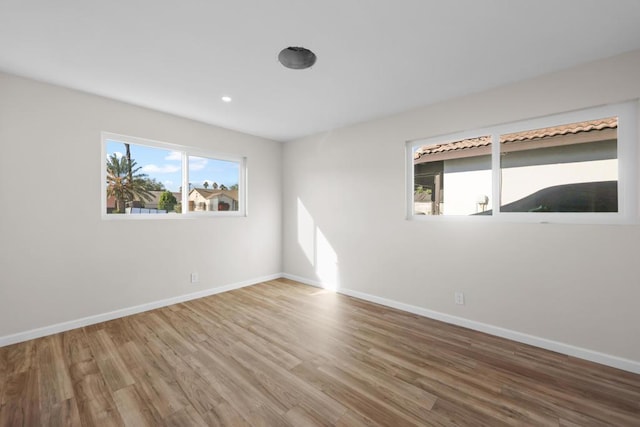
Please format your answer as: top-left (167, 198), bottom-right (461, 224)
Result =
top-left (407, 102), bottom-right (638, 223)
top-left (102, 133), bottom-right (246, 218)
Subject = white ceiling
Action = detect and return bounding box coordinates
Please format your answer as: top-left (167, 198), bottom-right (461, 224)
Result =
top-left (2, 1), bottom-right (640, 142)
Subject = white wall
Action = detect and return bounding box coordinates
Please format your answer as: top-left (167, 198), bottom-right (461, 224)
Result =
top-left (2, 50), bottom-right (640, 370)
top-left (502, 159), bottom-right (617, 205)
top-left (0, 72), bottom-right (282, 339)
top-left (443, 157), bottom-right (492, 215)
top-left (283, 49), bottom-right (640, 366)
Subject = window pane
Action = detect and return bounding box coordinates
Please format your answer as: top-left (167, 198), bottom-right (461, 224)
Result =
top-left (500, 117), bottom-right (618, 213)
top-left (413, 136), bottom-right (492, 215)
top-left (105, 141), bottom-right (182, 215)
top-left (188, 156), bottom-right (240, 212)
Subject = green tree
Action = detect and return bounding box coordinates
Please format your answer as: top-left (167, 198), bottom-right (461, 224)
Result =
top-left (158, 191), bottom-right (178, 212)
top-left (203, 181), bottom-right (209, 189)
top-left (212, 182), bottom-right (219, 189)
top-left (220, 184), bottom-right (228, 190)
top-left (106, 154), bottom-right (154, 213)
top-left (144, 177), bottom-right (166, 191)
top-left (230, 183), bottom-right (239, 191)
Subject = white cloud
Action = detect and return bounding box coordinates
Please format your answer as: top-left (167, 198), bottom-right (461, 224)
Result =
top-left (165, 151), bottom-right (182, 161)
top-left (141, 164), bottom-right (181, 174)
top-left (189, 157), bottom-right (208, 171)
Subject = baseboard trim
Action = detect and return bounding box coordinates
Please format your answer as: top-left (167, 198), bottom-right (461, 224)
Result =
top-left (0, 273), bottom-right (283, 347)
top-left (5, 272), bottom-right (639, 374)
top-left (282, 273), bottom-right (640, 374)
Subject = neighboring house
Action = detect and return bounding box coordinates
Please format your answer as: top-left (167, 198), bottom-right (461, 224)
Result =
top-left (413, 118), bottom-right (618, 215)
top-left (106, 196), bottom-right (116, 213)
top-left (188, 188), bottom-right (239, 211)
top-left (137, 190), bottom-right (181, 210)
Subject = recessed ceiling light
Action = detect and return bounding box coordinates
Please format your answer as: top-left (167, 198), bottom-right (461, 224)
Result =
top-left (278, 46), bottom-right (317, 70)
top-left (221, 96), bottom-right (232, 103)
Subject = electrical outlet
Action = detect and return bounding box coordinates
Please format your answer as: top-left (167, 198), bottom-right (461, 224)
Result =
top-left (190, 272), bottom-right (199, 284)
top-left (454, 291), bottom-right (465, 305)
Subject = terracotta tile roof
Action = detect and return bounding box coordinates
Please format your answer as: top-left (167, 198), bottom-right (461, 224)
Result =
top-left (414, 117), bottom-right (617, 160)
top-left (501, 117), bottom-right (617, 143)
top-left (415, 136), bottom-right (491, 158)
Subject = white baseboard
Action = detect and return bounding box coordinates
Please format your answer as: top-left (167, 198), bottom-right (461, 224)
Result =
top-left (0, 273), bottom-right (283, 347)
top-left (282, 273), bottom-right (640, 374)
top-left (4, 271), bottom-right (639, 375)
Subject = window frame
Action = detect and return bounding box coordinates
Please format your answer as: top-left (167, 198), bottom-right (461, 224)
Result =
top-left (406, 101), bottom-right (638, 224)
top-left (101, 132), bottom-right (247, 220)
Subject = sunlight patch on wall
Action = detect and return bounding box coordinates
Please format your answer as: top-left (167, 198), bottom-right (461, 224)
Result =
top-left (297, 198), bottom-right (315, 266)
top-left (296, 198), bottom-right (340, 291)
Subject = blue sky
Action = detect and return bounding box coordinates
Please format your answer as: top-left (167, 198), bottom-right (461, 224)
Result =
top-left (106, 141), bottom-right (239, 192)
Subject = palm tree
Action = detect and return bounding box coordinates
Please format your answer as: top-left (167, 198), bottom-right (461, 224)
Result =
top-left (106, 154), bottom-right (154, 213)
top-left (203, 181), bottom-right (209, 189)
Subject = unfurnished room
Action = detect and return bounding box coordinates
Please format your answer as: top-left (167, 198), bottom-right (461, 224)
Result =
top-left (1, 1), bottom-right (640, 426)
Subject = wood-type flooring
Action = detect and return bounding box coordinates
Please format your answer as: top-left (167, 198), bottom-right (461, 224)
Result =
top-left (1, 279), bottom-right (639, 426)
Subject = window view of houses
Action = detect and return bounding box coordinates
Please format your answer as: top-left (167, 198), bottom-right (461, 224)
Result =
top-left (413, 117), bottom-right (618, 215)
top-left (105, 141), bottom-right (240, 214)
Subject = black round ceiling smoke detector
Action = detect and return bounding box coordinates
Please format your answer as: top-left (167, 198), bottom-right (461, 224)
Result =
top-left (278, 46), bottom-right (316, 69)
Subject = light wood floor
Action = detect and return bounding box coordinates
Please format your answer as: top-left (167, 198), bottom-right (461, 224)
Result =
top-left (1, 279), bottom-right (639, 426)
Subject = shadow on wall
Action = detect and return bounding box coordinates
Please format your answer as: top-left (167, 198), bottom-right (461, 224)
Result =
top-left (297, 198), bottom-right (340, 290)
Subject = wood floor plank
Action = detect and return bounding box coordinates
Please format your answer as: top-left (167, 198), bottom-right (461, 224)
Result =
top-left (1, 280), bottom-right (639, 426)
top-left (142, 312), bottom-right (199, 356)
top-left (0, 368), bottom-right (41, 426)
top-left (221, 319), bottom-right (302, 370)
top-left (284, 405), bottom-right (332, 427)
top-left (191, 339), bottom-right (290, 416)
top-left (101, 318), bottom-right (141, 347)
top-left (319, 363), bottom-right (437, 426)
top-left (369, 346), bottom-right (560, 425)
top-left (320, 353), bottom-right (438, 415)
top-left (170, 350), bottom-right (226, 415)
top-left (200, 401), bottom-right (250, 427)
top-left (334, 409), bottom-right (379, 427)
top-left (0, 347), bottom-right (6, 408)
top-left (2, 340), bottom-right (37, 377)
top-left (123, 361), bottom-right (188, 419)
top-left (61, 328), bottom-right (94, 367)
top-left (292, 360), bottom-right (430, 427)
top-left (76, 392), bottom-right (124, 427)
top-left (244, 404), bottom-right (290, 427)
top-left (41, 397), bottom-right (82, 427)
top-left (157, 307), bottom-right (209, 344)
top-left (112, 384), bottom-right (164, 427)
top-left (36, 335), bottom-right (74, 408)
top-left (429, 397), bottom-right (514, 427)
top-left (230, 340), bottom-right (348, 423)
top-left (164, 404), bottom-right (208, 427)
top-left (86, 330), bottom-right (134, 393)
top-left (67, 359), bottom-right (111, 404)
